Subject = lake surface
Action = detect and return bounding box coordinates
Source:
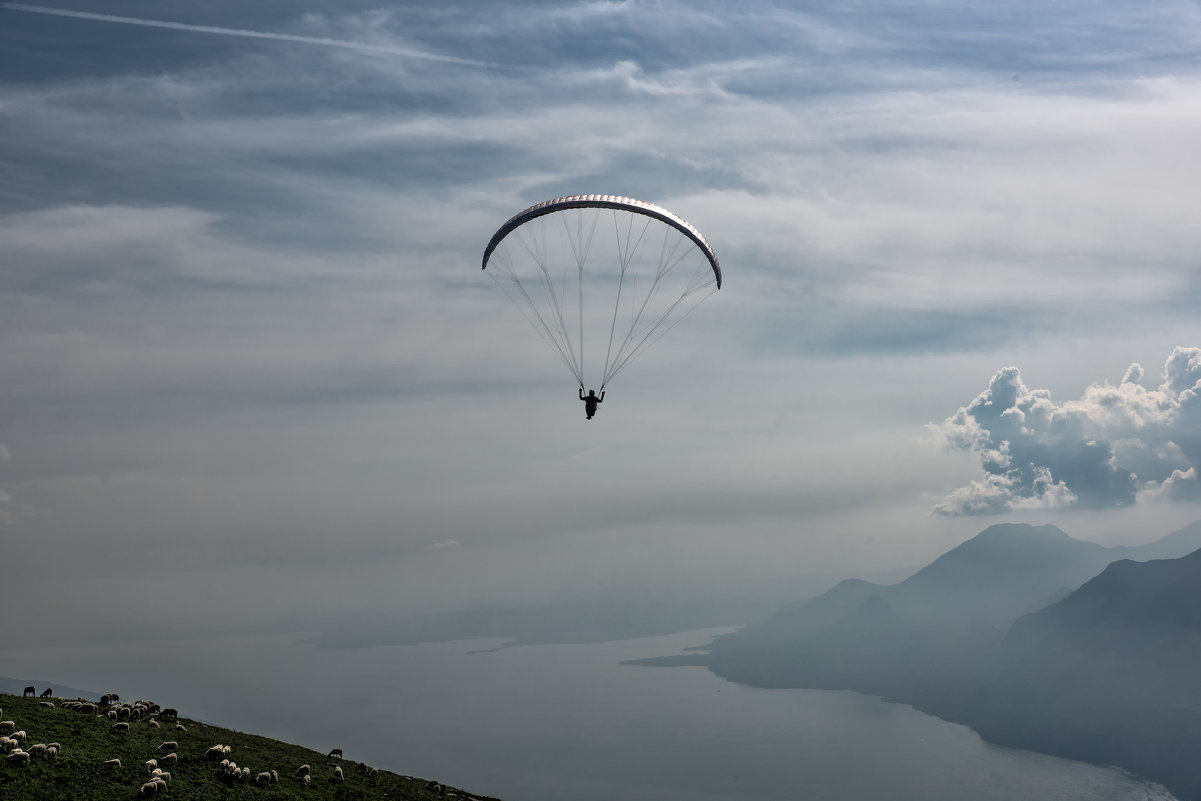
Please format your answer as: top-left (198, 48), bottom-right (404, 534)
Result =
top-left (9, 628), bottom-right (1178, 801)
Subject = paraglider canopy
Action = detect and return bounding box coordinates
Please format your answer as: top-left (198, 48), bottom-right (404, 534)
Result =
top-left (481, 194), bottom-right (721, 391)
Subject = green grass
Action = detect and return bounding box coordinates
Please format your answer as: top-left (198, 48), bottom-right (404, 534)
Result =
top-left (0, 693), bottom-right (501, 801)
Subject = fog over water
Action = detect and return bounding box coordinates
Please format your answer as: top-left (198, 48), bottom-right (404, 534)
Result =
top-left (6, 630), bottom-right (1178, 801)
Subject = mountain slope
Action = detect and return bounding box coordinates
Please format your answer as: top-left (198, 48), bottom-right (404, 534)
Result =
top-left (0, 691), bottom-right (499, 801)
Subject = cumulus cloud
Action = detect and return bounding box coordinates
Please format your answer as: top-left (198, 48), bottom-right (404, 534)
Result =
top-left (932, 346), bottom-right (1201, 515)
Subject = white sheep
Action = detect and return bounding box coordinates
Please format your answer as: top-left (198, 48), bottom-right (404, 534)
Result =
top-left (174, 723), bottom-right (187, 731)
top-left (241, 766), bottom-right (251, 781)
top-left (145, 758), bottom-right (158, 774)
top-left (104, 758), bottom-right (122, 768)
top-left (206, 745), bottom-right (224, 760)
top-left (6, 750), bottom-right (30, 765)
top-left (28, 743), bottom-right (46, 757)
top-left (255, 771), bottom-right (273, 785)
top-left (222, 744), bottom-right (232, 757)
top-left (295, 764), bottom-right (311, 776)
top-left (0, 737), bottom-right (15, 753)
top-left (333, 765), bottom-right (344, 782)
top-left (303, 774), bottom-right (311, 787)
top-left (11, 730), bottom-right (26, 744)
top-left (270, 769), bottom-right (278, 784)
top-left (39, 701), bottom-right (55, 708)
top-left (110, 722), bottom-right (130, 733)
top-left (160, 752), bottom-right (178, 766)
top-left (139, 781), bottom-right (159, 797)
top-left (0, 721), bottom-right (14, 733)
top-left (157, 741), bottom-right (178, 753)
top-left (328, 747), bottom-right (343, 759)
top-left (45, 745), bottom-right (59, 760)
top-left (148, 719), bottom-right (159, 728)
top-left (157, 770), bottom-right (171, 784)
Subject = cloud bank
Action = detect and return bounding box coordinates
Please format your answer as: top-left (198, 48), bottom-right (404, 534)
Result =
top-left (933, 346), bottom-right (1201, 515)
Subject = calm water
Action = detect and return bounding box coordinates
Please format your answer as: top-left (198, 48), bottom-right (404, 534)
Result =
top-left (10, 628), bottom-right (1178, 801)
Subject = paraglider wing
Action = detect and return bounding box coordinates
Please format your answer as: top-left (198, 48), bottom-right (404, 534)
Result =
top-left (481, 194), bottom-right (721, 390)
top-left (482, 195), bottom-right (721, 288)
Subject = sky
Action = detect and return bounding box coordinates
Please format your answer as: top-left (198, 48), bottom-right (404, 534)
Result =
top-left (3, 0), bottom-right (1201, 653)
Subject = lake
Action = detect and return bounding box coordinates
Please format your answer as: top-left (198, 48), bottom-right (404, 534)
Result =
top-left (7, 628), bottom-right (1178, 800)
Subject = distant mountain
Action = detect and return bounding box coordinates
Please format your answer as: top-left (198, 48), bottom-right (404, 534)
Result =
top-left (681, 519), bottom-right (1201, 792)
top-left (963, 548), bottom-right (1201, 800)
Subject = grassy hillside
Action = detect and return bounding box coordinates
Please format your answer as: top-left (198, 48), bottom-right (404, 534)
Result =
top-left (0, 692), bottom-right (501, 801)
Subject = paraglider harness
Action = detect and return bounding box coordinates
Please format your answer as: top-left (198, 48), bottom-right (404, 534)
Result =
top-left (579, 386), bottom-right (605, 420)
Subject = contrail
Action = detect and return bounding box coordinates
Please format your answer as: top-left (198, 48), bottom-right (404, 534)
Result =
top-left (1, 3), bottom-right (492, 67)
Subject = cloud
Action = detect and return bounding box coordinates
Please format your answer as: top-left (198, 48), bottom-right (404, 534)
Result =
top-left (932, 346), bottom-right (1201, 515)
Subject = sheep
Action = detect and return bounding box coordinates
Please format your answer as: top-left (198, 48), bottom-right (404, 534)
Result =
top-left (303, 774), bottom-right (311, 787)
top-left (271, 769), bottom-right (278, 784)
top-left (45, 745), bottom-right (59, 760)
top-left (22, 686), bottom-right (35, 697)
top-left (425, 780), bottom-right (445, 795)
top-left (160, 707), bottom-right (178, 720)
top-left (28, 743), bottom-right (47, 757)
top-left (47, 742), bottom-right (61, 750)
top-left (157, 770), bottom-right (171, 784)
top-left (139, 781), bottom-right (159, 797)
top-left (328, 747), bottom-right (343, 759)
top-left (110, 722), bottom-right (130, 733)
top-left (255, 771), bottom-right (273, 785)
top-left (104, 758), bottom-right (122, 768)
top-left (100, 694), bottom-right (112, 705)
top-left (222, 744), bottom-right (232, 757)
top-left (40, 701), bottom-right (55, 708)
top-left (11, 730), bottom-right (26, 744)
top-left (7, 750), bottom-right (30, 765)
top-left (106, 709), bottom-right (118, 720)
top-left (333, 765), bottom-right (344, 782)
top-left (241, 766), bottom-right (251, 781)
top-left (0, 721), bottom-right (14, 733)
top-left (205, 745), bottom-right (224, 760)
top-left (157, 741), bottom-right (178, 753)
top-left (174, 723), bottom-right (187, 731)
top-left (160, 752), bottom-right (178, 766)
top-left (145, 758), bottom-right (158, 774)
top-left (0, 737), bottom-right (17, 753)
top-left (40, 687), bottom-right (53, 698)
top-left (296, 764), bottom-right (311, 776)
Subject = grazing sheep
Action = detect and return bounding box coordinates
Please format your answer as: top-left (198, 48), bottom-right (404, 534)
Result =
top-left (328, 747), bottom-right (343, 759)
top-left (109, 693), bottom-right (120, 702)
top-left (100, 694), bottom-right (112, 705)
top-left (333, 765), bottom-right (344, 782)
top-left (104, 758), bottom-right (122, 768)
top-left (45, 746), bottom-right (59, 760)
top-left (139, 781), bottom-right (159, 797)
top-left (255, 771), bottom-right (273, 785)
top-left (0, 737), bottom-right (17, 753)
top-left (79, 702), bottom-right (98, 714)
top-left (39, 701), bottom-right (55, 708)
top-left (271, 769), bottom-right (278, 784)
top-left (241, 766), bottom-right (251, 781)
top-left (157, 770), bottom-right (171, 784)
top-left (117, 706), bottom-right (131, 721)
top-left (160, 707), bottom-right (178, 720)
top-left (174, 723), bottom-right (187, 731)
top-left (369, 766), bottom-right (380, 777)
top-left (106, 709), bottom-right (118, 720)
top-left (40, 688), bottom-right (53, 698)
top-left (222, 745), bottom-right (232, 757)
top-left (22, 686), bottom-right (35, 697)
top-left (110, 722), bottom-right (130, 733)
top-left (303, 774), bottom-right (311, 787)
top-left (205, 745), bottom-right (224, 760)
top-left (145, 758), bottom-right (158, 774)
top-left (7, 750), bottom-right (30, 765)
top-left (11, 730), bottom-right (26, 744)
top-left (157, 741), bottom-right (178, 753)
top-left (0, 721), bottom-right (14, 733)
top-left (160, 752), bottom-right (177, 766)
top-left (29, 743), bottom-right (47, 757)
top-left (295, 764), bottom-right (311, 776)
top-left (425, 780), bottom-right (445, 795)
top-left (148, 719), bottom-right (159, 728)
